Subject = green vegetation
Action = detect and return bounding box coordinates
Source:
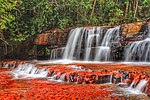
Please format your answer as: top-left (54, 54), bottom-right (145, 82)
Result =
top-left (0, 0), bottom-right (149, 56)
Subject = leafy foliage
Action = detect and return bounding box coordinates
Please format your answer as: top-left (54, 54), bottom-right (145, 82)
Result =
top-left (0, 0), bottom-right (149, 45)
top-left (0, 0), bottom-right (16, 30)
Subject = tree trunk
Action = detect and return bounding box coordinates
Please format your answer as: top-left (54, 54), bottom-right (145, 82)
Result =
top-left (0, 32), bottom-right (8, 55)
top-left (90, 0), bottom-right (96, 18)
top-left (125, 0), bottom-right (129, 18)
top-left (134, 0), bottom-right (138, 18)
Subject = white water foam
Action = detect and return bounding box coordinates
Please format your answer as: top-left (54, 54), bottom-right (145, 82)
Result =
top-left (34, 59), bottom-right (150, 66)
top-left (125, 80), bottom-right (148, 94)
top-left (12, 63), bottom-right (49, 79)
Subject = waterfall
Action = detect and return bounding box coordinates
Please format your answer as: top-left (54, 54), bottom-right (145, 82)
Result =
top-left (62, 26), bottom-right (120, 61)
top-left (84, 33), bottom-right (95, 60)
top-left (84, 27), bottom-right (103, 61)
top-left (94, 46), bottom-right (110, 61)
top-left (94, 26), bottom-right (120, 61)
top-left (63, 28), bottom-right (85, 60)
top-left (62, 27), bottom-right (104, 60)
top-left (125, 40), bottom-right (150, 61)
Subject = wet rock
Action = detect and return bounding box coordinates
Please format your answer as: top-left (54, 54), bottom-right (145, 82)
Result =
top-left (117, 83), bottom-right (128, 88)
top-left (144, 79), bottom-right (150, 96)
top-left (123, 79), bottom-right (132, 86)
top-left (121, 22), bottom-right (142, 36)
top-left (120, 94), bottom-right (150, 100)
top-left (1, 61), bottom-right (150, 96)
top-left (96, 75), bottom-right (112, 84)
top-left (47, 70), bottom-right (55, 77)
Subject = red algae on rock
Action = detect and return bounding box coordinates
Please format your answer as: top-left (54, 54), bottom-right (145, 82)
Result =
top-left (0, 61), bottom-right (150, 99)
top-left (0, 63), bottom-right (114, 100)
top-left (0, 73), bottom-right (114, 100)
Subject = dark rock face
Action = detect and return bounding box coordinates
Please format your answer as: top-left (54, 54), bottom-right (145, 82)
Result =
top-left (34, 28), bottom-right (71, 47)
top-left (121, 22), bottom-right (149, 43)
top-left (145, 80), bottom-right (150, 96)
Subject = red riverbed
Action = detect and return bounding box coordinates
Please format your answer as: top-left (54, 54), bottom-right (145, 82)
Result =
top-left (0, 71), bottom-right (117, 100)
top-left (0, 61), bottom-right (150, 100)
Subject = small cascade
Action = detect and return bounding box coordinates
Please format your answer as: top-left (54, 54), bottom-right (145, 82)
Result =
top-left (134, 80), bottom-right (148, 92)
top-left (58, 73), bottom-right (66, 82)
top-left (7, 62), bottom-right (150, 95)
top-left (128, 80), bottom-right (148, 93)
top-left (109, 74), bottom-right (113, 84)
top-left (50, 47), bottom-right (65, 60)
top-left (129, 81), bottom-right (135, 89)
top-left (50, 72), bottom-right (60, 80)
top-left (124, 39), bottom-right (150, 62)
top-left (12, 63), bottom-right (49, 78)
top-left (96, 75), bottom-right (113, 84)
top-left (124, 25), bottom-right (150, 62)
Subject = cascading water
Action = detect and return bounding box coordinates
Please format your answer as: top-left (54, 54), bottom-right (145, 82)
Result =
top-left (62, 26), bottom-right (120, 61)
top-left (84, 28), bottom-right (103, 60)
top-left (94, 46), bottom-right (110, 61)
top-left (128, 80), bottom-right (148, 93)
top-left (94, 26), bottom-right (120, 61)
top-left (50, 47), bottom-right (65, 60)
top-left (109, 74), bottom-right (113, 84)
top-left (62, 28), bottom-right (85, 60)
top-left (58, 73), bottom-right (66, 82)
top-left (134, 80), bottom-right (148, 92)
top-left (48, 23), bottom-right (149, 62)
top-left (84, 35), bottom-right (94, 60)
top-left (129, 81), bottom-right (135, 89)
top-left (148, 24), bottom-right (150, 38)
top-left (124, 40), bottom-right (150, 61)
top-left (12, 63), bottom-right (49, 78)
top-left (124, 25), bottom-right (150, 62)
top-left (101, 26), bottom-right (120, 46)
top-left (8, 61), bottom-right (150, 95)
top-left (63, 27), bottom-right (104, 60)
